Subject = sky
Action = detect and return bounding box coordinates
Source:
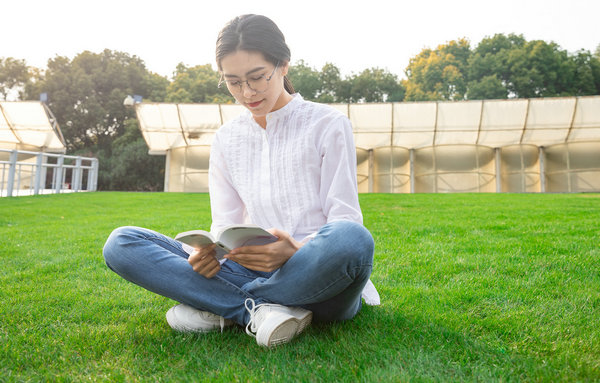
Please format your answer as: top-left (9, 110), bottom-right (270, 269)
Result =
top-left (3, 0), bottom-right (599, 80)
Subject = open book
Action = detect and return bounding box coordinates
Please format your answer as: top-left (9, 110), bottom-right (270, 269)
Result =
top-left (175, 224), bottom-right (278, 260)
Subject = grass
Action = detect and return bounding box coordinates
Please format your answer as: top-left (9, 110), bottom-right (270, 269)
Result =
top-left (1, 192), bottom-right (599, 382)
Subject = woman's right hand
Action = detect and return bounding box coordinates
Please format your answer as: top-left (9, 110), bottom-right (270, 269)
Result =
top-left (188, 244), bottom-right (221, 278)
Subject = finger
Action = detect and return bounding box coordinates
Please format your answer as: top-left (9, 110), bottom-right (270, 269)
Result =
top-left (230, 243), bottom-right (275, 255)
top-left (191, 255), bottom-right (219, 274)
top-left (190, 243), bottom-right (216, 256)
top-left (226, 252), bottom-right (271, 269)
top-left (231, 257), bottom-right (273, 272)
top-left (189, 246), bottom-right (217, 264)
top-left (266, 228), bottom-right (285, 238)
top-left (196, 261), bottom-right (218, 277)
top-left (203, 262), bottom-right (221, 279)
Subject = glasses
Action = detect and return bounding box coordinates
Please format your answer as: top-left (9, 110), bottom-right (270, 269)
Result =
top-left (218, 63), bottom-right (279, 94)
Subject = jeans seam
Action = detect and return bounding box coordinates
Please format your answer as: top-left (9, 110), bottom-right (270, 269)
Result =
top-left (135, 231), bottom-right (187, 257)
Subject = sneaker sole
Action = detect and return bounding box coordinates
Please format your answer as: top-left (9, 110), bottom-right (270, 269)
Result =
top-left (166, 307), bottom-right (193, 332)
top-left (288, 308), bottom-right (312, 335)
top-left (256, 311), bottom-right (313, 347)
top-left (166, 306), bottom-right (230, 333)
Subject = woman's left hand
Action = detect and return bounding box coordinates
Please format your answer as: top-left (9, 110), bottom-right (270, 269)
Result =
top-left (223, 228), bottom-right (302, 272)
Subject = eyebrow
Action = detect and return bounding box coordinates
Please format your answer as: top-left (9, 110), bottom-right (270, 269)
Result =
top-left (223, 66), bottom-right (267, 79)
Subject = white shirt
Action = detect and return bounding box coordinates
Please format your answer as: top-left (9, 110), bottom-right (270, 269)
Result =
top-left (208, 94), bottom-right (380, 305)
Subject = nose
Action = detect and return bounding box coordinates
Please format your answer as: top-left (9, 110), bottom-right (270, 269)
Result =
top-left (242, 81), bottom-right (256, 98)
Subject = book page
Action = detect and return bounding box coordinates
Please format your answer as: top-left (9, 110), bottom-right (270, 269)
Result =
top-left (175, 229), bottom-right (215, 247)
top-left (218, 225), bottom-right (278, 251)
top-left (175, 230), bottom-right (230, 260)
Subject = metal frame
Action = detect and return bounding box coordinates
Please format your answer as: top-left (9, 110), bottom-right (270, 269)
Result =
top-left (0, 149), bottom-right (98, 197)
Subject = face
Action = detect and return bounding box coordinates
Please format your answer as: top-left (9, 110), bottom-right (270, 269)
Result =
top-left (219, 50), bottom-right (291, 119)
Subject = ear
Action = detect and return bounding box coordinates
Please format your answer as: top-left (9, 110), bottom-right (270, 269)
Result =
top-left (280, 61), bottom-right (290, 76)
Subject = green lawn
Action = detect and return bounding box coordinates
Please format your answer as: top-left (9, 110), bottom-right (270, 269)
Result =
top-left (1, 192), bottom-right (599, 382)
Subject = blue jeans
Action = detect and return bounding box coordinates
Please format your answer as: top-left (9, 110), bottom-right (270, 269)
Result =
top-left (102, 220), bottom-right (374, 326)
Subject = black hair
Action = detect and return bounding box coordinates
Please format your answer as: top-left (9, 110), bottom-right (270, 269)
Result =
top-left (216, 14), bottom-right (295, 94)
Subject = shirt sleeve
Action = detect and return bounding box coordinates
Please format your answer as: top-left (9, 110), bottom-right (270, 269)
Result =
top-left (318, 115), bottom-right (363, 225)
top-left (208, 132), bottom-right (247, 235)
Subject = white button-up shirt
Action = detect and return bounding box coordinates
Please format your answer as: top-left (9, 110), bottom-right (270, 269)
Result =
top-left (208, 94), bottom-right (379, 305)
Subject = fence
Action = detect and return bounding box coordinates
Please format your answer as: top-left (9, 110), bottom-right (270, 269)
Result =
top-left (0, 149), bottom-right (98, 197)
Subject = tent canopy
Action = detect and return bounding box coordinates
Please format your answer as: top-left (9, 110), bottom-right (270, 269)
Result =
top-left (136, 96), bottom-right (600, 153)
top-left (0, 101), bottom-right (66, 152)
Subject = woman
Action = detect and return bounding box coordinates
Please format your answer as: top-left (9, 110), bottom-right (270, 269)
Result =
top-left (103, 14), bottom-right (379, 348)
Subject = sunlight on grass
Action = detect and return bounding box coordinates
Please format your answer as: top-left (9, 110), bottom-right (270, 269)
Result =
top-left (1, 192), bottom-right (599, 381)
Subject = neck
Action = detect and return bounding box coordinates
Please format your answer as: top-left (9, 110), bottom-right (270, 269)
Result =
top-left (254, 115), bottom-right (267, 129)
top-left (253, 91), bottom-right (293, 129)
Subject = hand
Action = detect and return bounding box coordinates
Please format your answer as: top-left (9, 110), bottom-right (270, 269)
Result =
top-left (224, 228), bottom-right (302, 272)
top-left (188, 244), bottom-right (221, 278)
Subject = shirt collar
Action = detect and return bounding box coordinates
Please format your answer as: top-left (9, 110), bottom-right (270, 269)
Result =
top-left (243, 93), bottom-right (304, 123)
top-left (267, 93), bottom-right (303, 120)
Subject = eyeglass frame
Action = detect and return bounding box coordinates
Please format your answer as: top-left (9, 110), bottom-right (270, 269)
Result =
top-left (218, 62), bottom-right (280, 94)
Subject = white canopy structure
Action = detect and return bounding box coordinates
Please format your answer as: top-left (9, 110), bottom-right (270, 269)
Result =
top-left (0, 101), bottom-right (66, 152)
top-left (136, 96), bottom-right (600, 193)
top-left (0, 102), bottom-right (97, 197)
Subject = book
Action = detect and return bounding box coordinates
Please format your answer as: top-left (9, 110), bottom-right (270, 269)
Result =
top-left (175, 224), bottom-right (278, 260)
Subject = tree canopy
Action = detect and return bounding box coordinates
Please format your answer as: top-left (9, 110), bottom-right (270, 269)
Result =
top-left (23, 49), bottom-right (169, 190)
top-left (0, 57), bottom-right (28, 101)
top-left (404, 34), bottom-right (600, 101)
top-left (166, 63), bottom-right (233, 104)
top-left (288, 60), bottom-right (405, 103)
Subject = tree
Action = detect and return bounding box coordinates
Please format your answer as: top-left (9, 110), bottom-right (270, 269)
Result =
top-left (404, 39), bottom-right (471, 101)
top-left (0, 57), bottom-right (29, 101)
top-left (591, 48), bottom-right (600, 94)
top-left (569, 50), bottom-right (599, 95)
top-left (145, 72), bottom-right (170, 103)
top-left (341, 68), bottom-right (405, 103)
top-left (466, 34), bottom-right (525, 99)
top-left (466, 74), bottom-right (507, 100)
top-left (166, 63), bottom-right (233, 103)
top-left (288, 61), bottom-right (404, 103)
top-left (511, 40), bottom-right (574, 97)
top-left (288, 60), bottom-right (322, 101)
top-left (26, 49), bottom-right (167, 151)
top-left (24, 49), bottom-right (169, 190)
top-left (467, 34), bottom-right (600, 99)
top-left (318, 62), bottom-right (342, 103)
top-left (101, 118), bottom-right (165, 191)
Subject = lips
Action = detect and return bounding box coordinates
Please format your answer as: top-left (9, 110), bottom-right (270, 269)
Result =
top-left (247, 100), bottom-right (263, 108)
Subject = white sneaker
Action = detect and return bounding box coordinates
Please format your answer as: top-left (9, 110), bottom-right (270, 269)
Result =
top-left (244, 298), bottom-right (312, 347)
top-left (166, 304), bottom-right (234, 333)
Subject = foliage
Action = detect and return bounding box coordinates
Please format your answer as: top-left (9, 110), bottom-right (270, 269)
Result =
top-left (405, 34), bottom-right (600, 101)
top-left (24, 50), bottom-right (168, 151)
top-left (96, 118), bottom-right (165, 191)
top-left (345, 68), bottom-right (405, 102)
top-left (166, 63), bottom-right (233, 103)
top-left (288, 60), bottom-right (405, 103)
top-left (1, 192), bottom-right (599, 381)
top-left (405, 39), bottom-right (471, 101)
top-left (468, 35), bottom-right (576, 98)
top-left (20, 50), bottom-right (168, 191)
top-left (287, 59), bottom-right (322, 100)
top-left (1, 34), bottom-right (599, 191)
top-left (0, 57), bottom-right (29, 101)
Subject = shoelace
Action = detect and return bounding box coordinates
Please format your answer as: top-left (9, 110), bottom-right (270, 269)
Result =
top-left (244, 298), bottom-right (259, 337)
top-left (199, 309), bottom-right (227, 333)
top-left (219, 316), bottom-right (226, 333)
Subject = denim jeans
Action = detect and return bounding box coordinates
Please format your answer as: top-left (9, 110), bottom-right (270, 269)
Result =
top-left (102, 220), bottom-right (374, 326)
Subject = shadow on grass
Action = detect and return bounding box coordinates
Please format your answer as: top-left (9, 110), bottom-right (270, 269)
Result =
top-left (85, 301), bottom-right (573, 382)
